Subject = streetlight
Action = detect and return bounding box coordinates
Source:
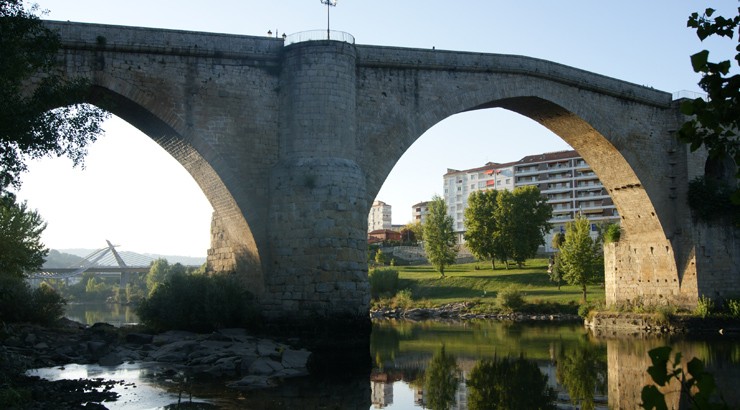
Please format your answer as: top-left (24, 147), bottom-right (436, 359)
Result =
top-left (320, 0), bottom-right (337, 40)
top-left (267, 29), bottom-right (287, 40)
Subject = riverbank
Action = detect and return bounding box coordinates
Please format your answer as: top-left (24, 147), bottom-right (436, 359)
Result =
top-left (370, 301), bottom-right (581, 322)
top-left (586, 311), bottom-right (740, 337)
top-left (0, 319), bottom-right (312, 409)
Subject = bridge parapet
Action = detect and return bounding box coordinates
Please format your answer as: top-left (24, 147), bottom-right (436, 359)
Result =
top-left (44, 20), bottom-right (283, 63)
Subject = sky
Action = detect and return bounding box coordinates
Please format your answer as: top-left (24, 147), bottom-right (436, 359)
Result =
top-left (13, 0), bottom-right (737, 257)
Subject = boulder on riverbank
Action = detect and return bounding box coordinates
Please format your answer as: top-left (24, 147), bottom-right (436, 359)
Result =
top-left (0, 319), bottom-right (312, 393)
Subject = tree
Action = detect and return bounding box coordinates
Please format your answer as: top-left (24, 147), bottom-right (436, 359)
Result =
top-left (463, 189), bottom-right (501, 269)
top-left (0, 0), bottom-right (108, 192)
top-left (467, 356), bottom-right (556, 410)
top-left (424, 345), bottom-right (459, 410)
top-left (146, 258), bottom-right (187, 297)
top-left (0, 195), bottom-right (47, 277)
top-left (556, 341), bottom-right (608, 410)
top-left (678, 7), bottom-right (740, 202)
top-left (407, 220), bottom-right (424, 243)
top-left (399, 225), bottom-right (417, 245)
top-left (558, 215), bottom-right (603, 301)
top-left (495, 186), bottom-right (552, 268)
top-left (374, 248), bottom-right (386, 265)
top-left (549, 232), bottom-right (566, 290)
top-left (422, 195), bottom-right (458, 277)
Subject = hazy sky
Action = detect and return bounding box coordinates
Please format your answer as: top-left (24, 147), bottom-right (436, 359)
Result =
top-left (13, 0), bottom-right (736, 257)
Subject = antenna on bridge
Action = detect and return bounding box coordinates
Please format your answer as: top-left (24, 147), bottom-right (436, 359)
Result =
top-left (320, 0), bottom-right (338, 40)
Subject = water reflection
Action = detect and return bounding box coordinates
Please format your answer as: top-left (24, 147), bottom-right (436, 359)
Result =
top-left (467, 356), bottom-right (557, 410)
top-left (424, 346), bottom-right (460, 410)
top-left (65, 303), bottom-right (140, 327)
top-left (58, 305), bottom-right (739, 409)
top-left (556, 338), bottom-right (607, 410)
top-left (369, 320), bottom-right (739, 409)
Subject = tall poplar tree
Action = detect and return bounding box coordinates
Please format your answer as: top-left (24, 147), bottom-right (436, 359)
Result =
top-left (423, 196), bottom-right (457, 277)
top-left (557, 215), bottom-right (603, 301)
top-left (463, 189), bottom-right (502, 269)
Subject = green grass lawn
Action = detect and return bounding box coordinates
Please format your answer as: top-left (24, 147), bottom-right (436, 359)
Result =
top-left (375, 258), bottom-right (604, 311)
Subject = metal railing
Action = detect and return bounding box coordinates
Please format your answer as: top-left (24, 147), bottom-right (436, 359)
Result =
top-left (672, 90), bottom-right (708, 101)
top-left (284, 30), bottom-right (355, 46)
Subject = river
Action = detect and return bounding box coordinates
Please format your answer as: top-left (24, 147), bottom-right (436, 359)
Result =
top-left (35, 304), bottom-right (740, 409)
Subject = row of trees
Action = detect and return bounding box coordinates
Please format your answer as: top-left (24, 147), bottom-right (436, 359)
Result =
top-left (463, 186), bottom-right (552, 269)
top-left (421, 186), bottom-right (553, 277)
top-left (40, 258), bottom-right (202, 305)
top-left (421, 183), bottom-right (612, 300)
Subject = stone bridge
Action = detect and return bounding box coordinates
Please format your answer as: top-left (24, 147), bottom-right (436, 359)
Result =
top-left (45, 21), bottom-right (738, 323)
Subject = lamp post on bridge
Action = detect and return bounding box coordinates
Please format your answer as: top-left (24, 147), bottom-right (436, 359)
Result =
top-left (320, 0), bottom-right (337, 40)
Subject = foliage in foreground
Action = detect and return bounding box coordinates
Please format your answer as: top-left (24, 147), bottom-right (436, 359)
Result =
top-left (678, 7), bottom-right (740, 203)
top-left (0, 276), bottom-right (65, 324)
top-left (0, 0), bottom-right (109, 192)
top-left (0, 195), bottom-right (47, 278)
top-left (137, 272), bottom-right (258, 332)
top-left (641, 346), bottom-right (731, 410)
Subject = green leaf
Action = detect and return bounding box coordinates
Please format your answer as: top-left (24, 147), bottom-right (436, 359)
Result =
top-left (641, 385), bottom-right (668, 410)
top-left (691, 50), bottom-right (710, 72)
top-left (686, 357), bottom-right (706, 377)
top-left (646, 347), bottom-right (672, 386)
top-left (680, 100), bottom-right (695, 115)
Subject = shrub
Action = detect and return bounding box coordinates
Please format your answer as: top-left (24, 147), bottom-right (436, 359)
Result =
top-left (29, 283), bottom-right (66, 325)
top-left (375, 249), bottom-right (386, 265)
top-left (369, 268), bottom-right (399, 299)
top-left (393, 289), bottom-right (413, 309)
top-left (725, 298), bottom-right (740, 318)
top-left (577, 303), bottom-right (592, 319)
top-left (602, 223), bottom-right (621, 244)
top-left (497, 287), bottom-right (525, 313)
top-left (695, 295), bottom-right (714, 319)
top-left (137, 273), bottom-right (258, 332)
top-left (0, 276), bottom-right (66, 325)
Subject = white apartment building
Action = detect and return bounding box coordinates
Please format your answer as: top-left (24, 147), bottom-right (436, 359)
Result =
top-left (514, 150), bottom-right (619, 251)
top-left (411, 201), bottom-right (431, 225)
top-left (442, 150), bottom-right (619, 251)
top-left (443, 162), bottom-right (516, 241)
top-left (368, 200), bottom-right (392, 232)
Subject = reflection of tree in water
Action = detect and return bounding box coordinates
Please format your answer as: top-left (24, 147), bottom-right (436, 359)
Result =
top-left (467, 355), bottom-right (556, 410)
top-left (424, 345), bottom-right (459, 410)
top-left (370, 322), bottom-right (401, 369)
top-left (556, 340), bottom-right (607, 410)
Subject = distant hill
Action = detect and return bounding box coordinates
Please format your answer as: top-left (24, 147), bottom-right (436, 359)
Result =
top-left (43, 249), bottom-right (86, 268)
top-left (47, 248), bottom-right (206, 267)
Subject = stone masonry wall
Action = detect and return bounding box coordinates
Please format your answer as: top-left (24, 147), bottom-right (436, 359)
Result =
top-left (46, 20), bottom-right (735, 321)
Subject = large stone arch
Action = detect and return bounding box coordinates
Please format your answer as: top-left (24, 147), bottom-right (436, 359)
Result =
top-left (76, 85), bottom-right (265, 294)
top-left (357, 52), bottom-right (694, 306)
